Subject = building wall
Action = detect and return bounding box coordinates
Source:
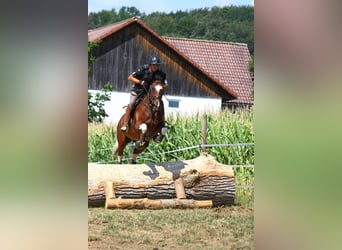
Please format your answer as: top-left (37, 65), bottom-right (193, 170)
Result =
top-left (89, 90), bottom-right (221, 125)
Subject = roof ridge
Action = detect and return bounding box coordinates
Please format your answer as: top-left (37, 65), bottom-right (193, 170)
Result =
top-left (88, 17), bottom-right (139, 41)
top-left (88, 17), bottom-right (137, 32)
top-left (163, 36), bottom-right (247, 47)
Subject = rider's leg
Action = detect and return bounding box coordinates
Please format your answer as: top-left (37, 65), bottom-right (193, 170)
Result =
top-left (121, 92), bottom-right (137, 132)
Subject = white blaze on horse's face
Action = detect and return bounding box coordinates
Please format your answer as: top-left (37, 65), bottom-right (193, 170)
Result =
top-left (154, 85), bottom-right (163, 108)
top-left (155, 85), bottom-right (163, 93)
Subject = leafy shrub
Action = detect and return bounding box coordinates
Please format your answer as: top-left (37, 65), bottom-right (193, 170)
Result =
top-left (88, 83), bottom-right (113, 123)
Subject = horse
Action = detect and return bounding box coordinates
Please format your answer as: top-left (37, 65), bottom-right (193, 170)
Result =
top-left (112, 80), bottom-right (168, 164)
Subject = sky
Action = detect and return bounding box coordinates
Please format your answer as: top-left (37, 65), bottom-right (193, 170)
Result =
top-left (88, 0), bottom-right (254, 14)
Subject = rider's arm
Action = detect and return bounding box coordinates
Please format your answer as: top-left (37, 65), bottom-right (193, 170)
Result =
top-left (158, 70), bottom-right (168, 88)
top-left (128, 74), bottom-right (141, 85)
top-left (128, 65), bottom-right (148, 85)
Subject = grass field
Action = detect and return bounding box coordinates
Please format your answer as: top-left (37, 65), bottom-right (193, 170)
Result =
top-left (88, 205), bottom-right (254, 250)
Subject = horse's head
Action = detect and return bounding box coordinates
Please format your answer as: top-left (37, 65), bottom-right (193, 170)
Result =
top-left (149, 80), bottom-right (166, 112)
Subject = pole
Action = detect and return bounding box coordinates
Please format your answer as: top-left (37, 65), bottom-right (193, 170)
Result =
top-left (201, 114), bottom-right (207, 153)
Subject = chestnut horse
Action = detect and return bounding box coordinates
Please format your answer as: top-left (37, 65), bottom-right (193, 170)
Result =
top-left (112, 80), bottom-right (167, 164)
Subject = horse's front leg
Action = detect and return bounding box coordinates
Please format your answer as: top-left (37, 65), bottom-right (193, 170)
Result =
top-left (136, 123), bottom-right (147, 149)
top-left (130, 123), bottom-right (148, 164)
top-left (131, 141), bottom-right (149, 164)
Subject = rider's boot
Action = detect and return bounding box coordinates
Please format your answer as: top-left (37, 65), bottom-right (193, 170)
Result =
top-left (120, 106), bottom-right (131, 132)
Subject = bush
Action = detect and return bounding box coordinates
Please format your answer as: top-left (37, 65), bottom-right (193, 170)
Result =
top-left (88, 83), bottom-right (113, 123)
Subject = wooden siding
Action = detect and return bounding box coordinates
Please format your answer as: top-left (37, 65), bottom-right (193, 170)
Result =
top-left (88, 24), bottom-right (230, 99)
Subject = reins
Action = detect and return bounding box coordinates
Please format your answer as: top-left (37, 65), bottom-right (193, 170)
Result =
top-left (147, 81), bottom-right (163, 112)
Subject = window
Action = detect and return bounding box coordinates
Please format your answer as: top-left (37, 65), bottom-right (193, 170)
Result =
top-left (168, 99), bottom-right (179, 108)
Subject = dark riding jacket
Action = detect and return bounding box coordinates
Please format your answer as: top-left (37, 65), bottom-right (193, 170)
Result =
top-left (131, 64), bottom-right (166, 96)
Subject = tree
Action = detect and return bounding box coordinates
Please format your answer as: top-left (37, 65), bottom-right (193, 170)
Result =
top-left (88, 41), bottom-right (100, 76)
top-left (88, 41), bottom-right (113, 122)
top-left (88, 83), bottom-right (113, 123)
top-left (118, 6), bottom-right (141, 18)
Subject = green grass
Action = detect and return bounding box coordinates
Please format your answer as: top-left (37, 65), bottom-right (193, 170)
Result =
top-left (88, 206), bottom-right (254, 250)
top-left (88, 122), bottom-right (116, 163)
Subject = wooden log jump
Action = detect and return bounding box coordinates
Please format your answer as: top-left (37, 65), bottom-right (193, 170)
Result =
top-left (104, 181), bottom-right (212, 209)
top-left (88, 154), bottom-right (235, 208)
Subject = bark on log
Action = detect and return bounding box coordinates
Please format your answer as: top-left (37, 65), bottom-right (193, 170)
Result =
top-left (104, 180), bottom-right (212, 209)
top-left (88, 154), bottom-right (235, 207)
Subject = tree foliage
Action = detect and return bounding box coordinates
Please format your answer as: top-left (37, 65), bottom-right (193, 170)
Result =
top-left (88, 7), bottom-right (141, 30)
top-left (88, 83), bottom-right (113, 123)
top-left (88, 41), bottom-right (101, 76)
top-left (88, 6), bottom-right (254, 56)
top-left (88, 41), bottom-right (113, 123)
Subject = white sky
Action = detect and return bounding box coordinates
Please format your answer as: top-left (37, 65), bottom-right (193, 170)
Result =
top-left (88, 0), bottom-right (254, 14)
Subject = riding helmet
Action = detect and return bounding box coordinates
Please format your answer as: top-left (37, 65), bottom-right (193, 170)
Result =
top-left (149, 55), bottom-right (161, 65)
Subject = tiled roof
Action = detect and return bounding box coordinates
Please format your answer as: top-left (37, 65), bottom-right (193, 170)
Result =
top-left (88, 17), bottom-right (253, 104)
top-left (164, 37), bottom-right (253, 104)
top-left (88, 18), bottom-right (137, 41)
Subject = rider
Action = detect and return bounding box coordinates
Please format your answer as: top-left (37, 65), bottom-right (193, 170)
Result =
top-left (120, 54), bottom-right (168, 143)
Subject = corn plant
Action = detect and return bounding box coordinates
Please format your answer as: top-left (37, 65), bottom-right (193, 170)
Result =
top-left (88, 108), bottom-right (254, 171)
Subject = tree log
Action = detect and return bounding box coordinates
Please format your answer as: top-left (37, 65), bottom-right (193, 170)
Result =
top-left (88, 154), bottom-right (235, 207)
top-left (104, 181), bottom-right (213, 209)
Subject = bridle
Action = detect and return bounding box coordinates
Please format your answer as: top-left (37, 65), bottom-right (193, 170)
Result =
top-left (148, 80), bottom-right (163, 113)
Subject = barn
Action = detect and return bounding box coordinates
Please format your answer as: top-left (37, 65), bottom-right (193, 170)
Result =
top-left (88, 17), bottom-right (253, 124)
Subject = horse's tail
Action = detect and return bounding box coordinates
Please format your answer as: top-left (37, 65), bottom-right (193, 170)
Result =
top-left (112, 139), bottom-right (119, 156)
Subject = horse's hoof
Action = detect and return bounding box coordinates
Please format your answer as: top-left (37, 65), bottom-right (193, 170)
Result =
top-left (154, 135), bottom-right (164, 143)
top-left (135, 140), bottom-right (145, 149)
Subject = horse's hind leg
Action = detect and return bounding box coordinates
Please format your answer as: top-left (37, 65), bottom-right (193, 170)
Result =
top-left (112, 139), bottom-right (119, 157)
top-left (112, 136), bottom-right (129, 164)
top-left (112, 139), bottom-right (124, 164)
